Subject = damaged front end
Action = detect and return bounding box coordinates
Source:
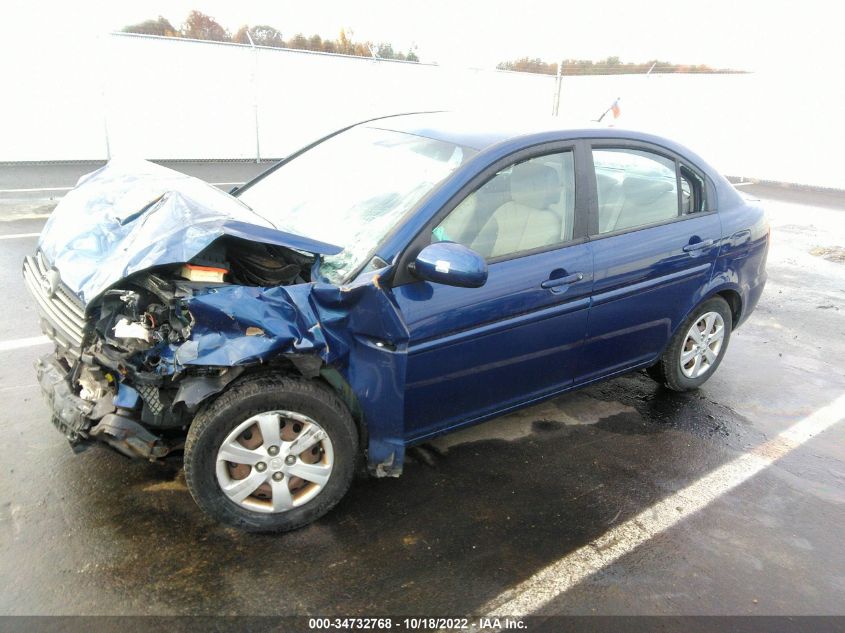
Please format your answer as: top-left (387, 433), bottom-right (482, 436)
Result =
top-left (24, 159), bottom-right (410, 475)
top-left (23, 246), bottom-right (183, 459)
top-left (25, 239), bottom-right (315, 459)
top-left (23, 159), bottom-right (342, 460)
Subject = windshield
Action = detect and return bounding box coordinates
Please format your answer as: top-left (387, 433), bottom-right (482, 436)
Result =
top-left (237, 125), bottom-right (476, 283)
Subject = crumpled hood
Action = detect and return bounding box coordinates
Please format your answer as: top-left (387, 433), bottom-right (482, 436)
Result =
top-left (38, 158), bottom-right (342, 304)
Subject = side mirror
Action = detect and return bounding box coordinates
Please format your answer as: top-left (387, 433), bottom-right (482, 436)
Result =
top-left (412, 242), bottom-right (488, 288)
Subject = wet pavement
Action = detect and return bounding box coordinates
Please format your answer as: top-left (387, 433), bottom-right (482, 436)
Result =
top-left (0, 182), bottom-right (844, 616)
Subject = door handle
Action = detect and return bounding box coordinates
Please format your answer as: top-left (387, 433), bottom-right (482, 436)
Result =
top-left (541, 272), bottom-right (583, 289)
top-left (682, 239), bottom-right (715, 253)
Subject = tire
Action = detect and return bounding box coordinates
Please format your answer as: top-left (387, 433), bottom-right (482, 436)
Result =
top-left (184, 373), bottom-right (358, 532)
top-left (646, 296), bottom-right (733, 392)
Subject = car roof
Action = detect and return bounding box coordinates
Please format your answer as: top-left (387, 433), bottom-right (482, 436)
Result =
top-left (363, 111), bottom-right (706, 161)
top-left (362, 111), bottom-right (742, 210)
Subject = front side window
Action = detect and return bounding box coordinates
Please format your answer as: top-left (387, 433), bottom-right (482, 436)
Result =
top-left (433, 151), bottom-right (576, 260)
top-left (593, 148), bottom-right (679, 234)
top-left (237, 126), bottom-right (476, 283)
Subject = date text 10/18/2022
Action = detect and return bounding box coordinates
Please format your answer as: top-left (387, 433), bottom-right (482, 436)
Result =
top-left (307, 617), bottom-right (527, 630)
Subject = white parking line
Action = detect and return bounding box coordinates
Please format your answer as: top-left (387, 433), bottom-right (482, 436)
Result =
top-left (0, 181), bottom-right (244, 194)
top-left (479, 393), bottom-right (845, 620)
top-left (0, 232), bottom-right (40, 240)
top-left (0, 383), bottom-right (39, 393)
top-left (0, 186), bottom-right (74, 193)
top-left (0, 214), bottom-right (51, 222)
top-left (0, 335), bottom-right (50, 352)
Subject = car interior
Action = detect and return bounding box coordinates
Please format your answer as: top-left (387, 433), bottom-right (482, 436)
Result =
top-left (433, 148), bottom-right (698, 259)
top-left (434, 152), bottom-right (576, 259)
top-left (596, 170), bottom-right (678, 233)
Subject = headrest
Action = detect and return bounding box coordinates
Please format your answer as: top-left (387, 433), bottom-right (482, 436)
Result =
top-left (595, 172), bottom-right (619, 194)
top-left (510, 162), bottom-right (560, 209)
top-left (622, 175), bottom-right (674, 205)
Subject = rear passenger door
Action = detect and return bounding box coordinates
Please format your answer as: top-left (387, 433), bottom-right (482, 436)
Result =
top-left (577, 142), bottom-right (722, 383)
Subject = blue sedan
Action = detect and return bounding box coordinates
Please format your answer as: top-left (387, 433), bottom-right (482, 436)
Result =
top-left (24, 113), bottom-right (769, 531)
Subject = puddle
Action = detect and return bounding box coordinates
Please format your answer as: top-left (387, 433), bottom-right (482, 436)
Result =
top-left (427, 393), bottom-right (637, 452)
top-left (810, 245), bottom-right (845, 263)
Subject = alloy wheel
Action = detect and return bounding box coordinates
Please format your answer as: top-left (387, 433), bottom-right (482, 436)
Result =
top-left (679, 311), bottom-right (725, 379)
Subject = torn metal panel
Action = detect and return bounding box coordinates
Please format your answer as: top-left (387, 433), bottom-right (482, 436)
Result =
top-left (159, 276), bottom-right (411, 474)
top-left (173, 367), bottom-right (245, 411)
top-left (69, 244), bottom-right (410, 472)
top-left (89, 413), bottom-right (173, 459)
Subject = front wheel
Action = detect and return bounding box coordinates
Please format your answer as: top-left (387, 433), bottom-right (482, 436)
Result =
top-left (646, 296), bottom-right (733, 392)
top-left (184, 374), bottom-right (358, 532)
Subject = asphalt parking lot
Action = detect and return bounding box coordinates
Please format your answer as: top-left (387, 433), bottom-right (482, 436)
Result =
top-left (0, 165), bottom-right (844, 618)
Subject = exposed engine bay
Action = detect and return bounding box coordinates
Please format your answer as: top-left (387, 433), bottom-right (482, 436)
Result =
top-left (95, 237), bottom-right (314, 362)
top-left (31, 238), bottom-right (318, 460)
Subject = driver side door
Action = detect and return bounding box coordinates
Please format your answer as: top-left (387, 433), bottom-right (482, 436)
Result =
top-left (391, 144), bottom-right (594, 442)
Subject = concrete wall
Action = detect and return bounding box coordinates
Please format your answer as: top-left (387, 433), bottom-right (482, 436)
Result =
top-left (2, 32), bottom-right (842, 188)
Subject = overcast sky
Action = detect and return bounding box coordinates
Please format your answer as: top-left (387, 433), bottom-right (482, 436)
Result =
top-left (3, 0), bottom-right (842, 73)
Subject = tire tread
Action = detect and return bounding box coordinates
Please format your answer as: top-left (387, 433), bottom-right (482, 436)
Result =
top-left (184, 372), bottom-right (357, 533)
top-left (646, 296), bottom-right (732, 392)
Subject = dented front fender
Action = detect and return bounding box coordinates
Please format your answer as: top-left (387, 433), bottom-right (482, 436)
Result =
top-left (156, 276), bottom-right (410, 476)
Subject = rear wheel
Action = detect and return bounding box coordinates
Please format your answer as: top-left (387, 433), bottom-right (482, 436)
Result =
top-left (184, 374), bottom-right (358, 532)
top-left (646, 296), bottom-right (733, 392)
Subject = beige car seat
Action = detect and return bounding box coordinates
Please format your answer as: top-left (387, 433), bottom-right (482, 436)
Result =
top-left (610, 175), bottom-right (678, 232)
top-left (472, 162), bottom-right (562, 258)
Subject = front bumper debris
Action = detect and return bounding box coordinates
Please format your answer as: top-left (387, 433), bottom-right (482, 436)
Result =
top-left (89, 413), bottom-right (172, 460)
top-left (35, 353), bottom-right (173, 459)
top-left (35, 354), bottom-right (97, 449)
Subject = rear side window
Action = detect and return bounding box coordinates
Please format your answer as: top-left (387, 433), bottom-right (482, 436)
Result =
top-left (593, 148), bottom-right (679, 234)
